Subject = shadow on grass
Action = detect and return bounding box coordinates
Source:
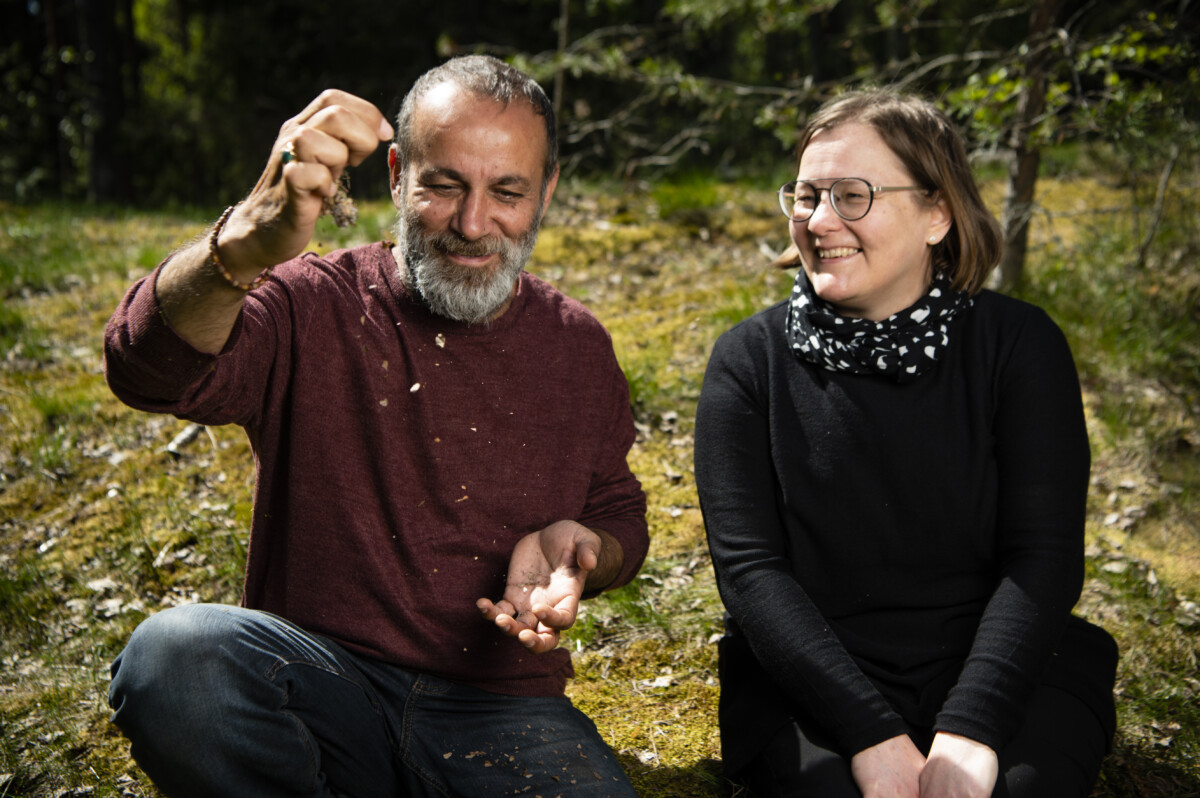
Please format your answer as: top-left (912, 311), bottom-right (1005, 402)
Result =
top-left (622, 755), bottom-right (746, 797)
top-left (1094, 739), bottom-right (1200, 798)
top-left (619, 742), bottom-right (1200, 798)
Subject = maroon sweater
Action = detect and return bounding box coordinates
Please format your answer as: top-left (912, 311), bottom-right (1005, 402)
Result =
top-left (104, 242), bottom-right (648, 697)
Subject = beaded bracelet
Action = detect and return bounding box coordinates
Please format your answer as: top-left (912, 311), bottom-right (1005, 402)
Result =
top-left (210, 204), bottom-right (273, 292)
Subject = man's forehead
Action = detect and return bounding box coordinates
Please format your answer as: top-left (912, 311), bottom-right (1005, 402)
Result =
top-left (408, 83), bottom-right (549, 180)
top-left (412, 86), bottom-right (510, 144)
top-left (418, 81), bottom-right (471, 118)
top-left (412, 81), bottom-right (522, 129)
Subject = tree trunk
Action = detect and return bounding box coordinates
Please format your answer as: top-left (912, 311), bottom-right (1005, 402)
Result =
top-left (997, 0), bottom-right (1063, 291)
top-left (43, 0), bottom-right (70, 197)
top-left (80, 0), bottom-right (129, 203)
top-left (553, 0), bottom-right (569, 130)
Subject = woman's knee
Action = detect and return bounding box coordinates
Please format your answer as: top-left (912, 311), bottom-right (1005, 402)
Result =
top-left (995, 686), bottom-right (1111, 798)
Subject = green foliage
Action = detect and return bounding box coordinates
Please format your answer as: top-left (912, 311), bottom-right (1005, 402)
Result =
top-left (1017, 184), bottom-right (1200, 397)
top-left (0, 557), bottom-right (57, 650)
top-left (568, 579), bottom-right (665, 648)
top-left (662, 0), bottom-right (821, 69)
top-left (945, 7), bottom-right (1199, 158)
top-left (0, 204), bottom-right (206, 299)
top-left (650, 173), bottom-right (720, 218)
top-left (0, 23), bottom-right (90, 200)
top-left (0, 302), bottom-right (31, 354)
top-left (0, 205), bottom-right (90, 296)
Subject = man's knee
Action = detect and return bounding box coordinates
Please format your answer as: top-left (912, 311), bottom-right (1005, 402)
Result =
top-left (108, 604), bottom-right (248, 728)
top-left (113, 603), bottom-right (237, 675)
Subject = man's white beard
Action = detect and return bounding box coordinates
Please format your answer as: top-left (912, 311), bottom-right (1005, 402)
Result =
top-left (395, 201), bottom-right (540, 325)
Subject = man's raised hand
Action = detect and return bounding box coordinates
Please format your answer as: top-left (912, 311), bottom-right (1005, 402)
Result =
top-left (154, 91), bottom-right (392, 355)
top-left (220, 91), bottom-right (393, 283)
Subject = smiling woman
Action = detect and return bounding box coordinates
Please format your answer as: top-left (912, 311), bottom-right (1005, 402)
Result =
top-left (788, 121), bottom-right (950, 322)
top-left (696, 87), bottom-right (1118, 798)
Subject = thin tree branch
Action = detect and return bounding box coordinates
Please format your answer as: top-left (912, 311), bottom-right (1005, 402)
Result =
top-left (1136, 144), bottom-right (1182, 268)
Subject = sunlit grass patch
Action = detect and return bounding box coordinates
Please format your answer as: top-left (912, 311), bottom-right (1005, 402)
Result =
top-left (307, 199), bottom-right (396, 255)
top-left (650, 175), bottom-right (721, 220)
top-left (1080, 532), bottom-right (1200, 794)
top-left (0, 204), bottom-right (206, 299)
top-left (1020, 201), bottom-right (1200, 603)
top-left (0, 302), bottom-right (33, 354)
top-left (569, 639), bottom-right (726, 797)
top-left (1014, 173), bottom-right (1200, 794)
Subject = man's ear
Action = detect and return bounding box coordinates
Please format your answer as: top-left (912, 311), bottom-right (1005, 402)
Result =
top-left (388, 145), bottom-right (404, 208)
top-left (540, 165), bottom-right (560, 217)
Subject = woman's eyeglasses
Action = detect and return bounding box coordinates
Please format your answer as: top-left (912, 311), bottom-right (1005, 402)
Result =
top-left (778, 178), bottom-right (930, 222)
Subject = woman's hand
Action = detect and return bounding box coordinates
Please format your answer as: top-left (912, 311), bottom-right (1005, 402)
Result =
top-left (918, 732), bottom-right (998, 798)
top-left (851, 734), bottom-right (925, 798)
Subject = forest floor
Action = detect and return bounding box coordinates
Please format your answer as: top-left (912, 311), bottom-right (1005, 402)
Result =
top-left (2, 173), bottom-right (1198, 796)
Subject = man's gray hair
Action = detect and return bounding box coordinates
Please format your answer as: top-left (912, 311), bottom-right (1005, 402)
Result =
top-left (395, 55), bottom-right (558, 191)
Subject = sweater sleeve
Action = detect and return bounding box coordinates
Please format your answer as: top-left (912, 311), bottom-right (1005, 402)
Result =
top-left (695, 322), bottom-right (910, 756)
top-left (103, 265), bottom-right (222, 414)
top-left (577, 342), bottom-right (649, 593)
top-left (934, 307), bottom-right (1090, 750)
top-left (103, 260), bottom-right (283, 427)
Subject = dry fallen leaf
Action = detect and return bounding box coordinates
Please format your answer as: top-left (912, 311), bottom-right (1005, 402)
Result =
top-left (322, 173), bottom-right (357, 228)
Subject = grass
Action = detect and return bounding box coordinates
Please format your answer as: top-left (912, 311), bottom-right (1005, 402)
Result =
top-left (1, 162), bottom-right (1199, 797)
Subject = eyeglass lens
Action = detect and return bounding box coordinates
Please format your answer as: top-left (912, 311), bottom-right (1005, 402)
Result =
top-left (782, 178), bottom-right (873, 221)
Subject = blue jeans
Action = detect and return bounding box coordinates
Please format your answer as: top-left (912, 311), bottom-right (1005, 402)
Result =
top-left (108, 604), bottom-right (637, 797)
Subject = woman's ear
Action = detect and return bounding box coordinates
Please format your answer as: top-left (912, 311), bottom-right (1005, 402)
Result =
top-left (927, 193), bottom-right (953, 245)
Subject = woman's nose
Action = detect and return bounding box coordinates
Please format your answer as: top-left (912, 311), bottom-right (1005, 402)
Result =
top-left (804, 192), bottom-right (842, 235)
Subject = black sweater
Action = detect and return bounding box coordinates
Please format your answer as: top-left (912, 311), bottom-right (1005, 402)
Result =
top-left (695, 289), bottom-right (1115, 769)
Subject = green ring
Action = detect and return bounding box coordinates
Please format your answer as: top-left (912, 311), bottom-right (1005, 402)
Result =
top-left (281, 149), bottom-right (296, 165)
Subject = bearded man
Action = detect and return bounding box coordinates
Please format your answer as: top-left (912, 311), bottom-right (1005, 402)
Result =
top-left (103, 56), bottom-right (646, 798)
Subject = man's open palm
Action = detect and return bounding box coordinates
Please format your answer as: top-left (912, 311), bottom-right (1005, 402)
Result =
top-left (477, 521), bottom-right (600, 654)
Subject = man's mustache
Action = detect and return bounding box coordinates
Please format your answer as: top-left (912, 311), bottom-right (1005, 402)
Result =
top-left (427, 232), bottom-right (508, 259)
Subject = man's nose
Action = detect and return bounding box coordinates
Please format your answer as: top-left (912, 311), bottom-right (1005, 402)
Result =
top-left (451, 190), bottom-right (491, 241)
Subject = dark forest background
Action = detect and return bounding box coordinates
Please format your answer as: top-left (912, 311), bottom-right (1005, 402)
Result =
top-left (3, 1), bottom-right (1194, 196)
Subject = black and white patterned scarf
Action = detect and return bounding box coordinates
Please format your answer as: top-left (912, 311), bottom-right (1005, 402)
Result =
top-left (784, 269), bottom-right (973, 383)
